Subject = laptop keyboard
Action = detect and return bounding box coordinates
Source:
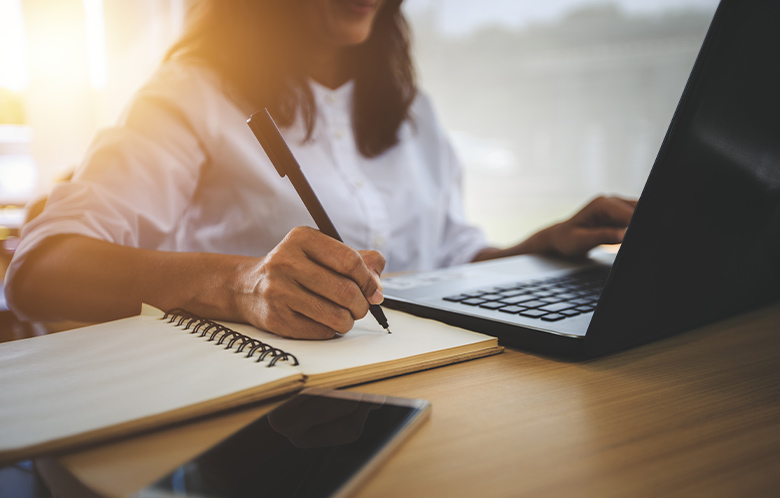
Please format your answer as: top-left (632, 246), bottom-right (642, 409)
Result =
top-left (442, 266), bottom-right (610, 322)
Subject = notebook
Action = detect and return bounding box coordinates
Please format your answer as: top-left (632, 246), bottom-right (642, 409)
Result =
top-left (383, 0), bottom-right (780, 356)
top-left (0, 305), bottom-right (501, 466)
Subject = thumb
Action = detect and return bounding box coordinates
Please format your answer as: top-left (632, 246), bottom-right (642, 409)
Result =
top-left (574, 227), bottom-right (626, 254)
top-left (556, 227), bottom-right (625, 256)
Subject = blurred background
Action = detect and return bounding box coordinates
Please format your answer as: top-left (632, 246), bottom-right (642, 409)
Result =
top-left (0, 0), bottom-right (719, 249)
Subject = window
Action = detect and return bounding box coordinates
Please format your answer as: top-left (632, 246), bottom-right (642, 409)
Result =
top-left (0, 0), bottom-right (186, 202)
top-left (404, 0), bottom-right (719, 244)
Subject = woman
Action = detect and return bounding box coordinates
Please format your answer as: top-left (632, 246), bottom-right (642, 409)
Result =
top-left (6, 0), bottom-right (635, 339)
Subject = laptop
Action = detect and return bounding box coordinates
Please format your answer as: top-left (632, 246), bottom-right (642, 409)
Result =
top-left (382, 0), bottom-right (780, 356)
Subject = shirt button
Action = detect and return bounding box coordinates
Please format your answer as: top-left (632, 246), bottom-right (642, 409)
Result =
top-left (354, 179), bottom-right (365, 188)
top-left (334, 129), bottom-right (344, 139)
top-left (373, 236), bottom-right (385, 248)
top-left (327, 94), bottom-right (337, 103)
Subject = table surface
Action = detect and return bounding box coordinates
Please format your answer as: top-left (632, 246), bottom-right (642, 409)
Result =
top-left (35, 302), bottom-right (780, 498)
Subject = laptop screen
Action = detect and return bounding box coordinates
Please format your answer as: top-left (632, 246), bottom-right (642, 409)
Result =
top-left (585, 0), bottom-right (780, 354)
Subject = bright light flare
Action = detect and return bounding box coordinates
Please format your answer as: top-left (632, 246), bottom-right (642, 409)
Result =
top-left (0, 0), bottom-right (29, 92)
top-left (26, 6), bottom-right (89, 88)
top-left (83, 0), bottom-right (107, 90)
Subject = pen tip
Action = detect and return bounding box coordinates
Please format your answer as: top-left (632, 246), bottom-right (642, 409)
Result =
top-left (385, 327), bottom-right (392, 334)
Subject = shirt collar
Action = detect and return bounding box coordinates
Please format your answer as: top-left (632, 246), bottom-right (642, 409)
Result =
top-left (310, 79), bottom-right (354, 113)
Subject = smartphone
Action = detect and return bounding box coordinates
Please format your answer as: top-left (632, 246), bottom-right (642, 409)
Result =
top-left (133, 388), bottom-right (431, 498)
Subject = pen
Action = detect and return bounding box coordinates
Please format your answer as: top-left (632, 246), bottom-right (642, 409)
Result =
top-left (247, 108), bottom-right (391, 334)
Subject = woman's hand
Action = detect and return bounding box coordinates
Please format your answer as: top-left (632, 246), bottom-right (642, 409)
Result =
top-left (473, 196), bottom-right (637, 262)
top-left (542, 196), bottom-right (637, 257)
top-left (236, 226), bottom-right (386, 340)
top-left (7, 228), bottom-right (383, 339)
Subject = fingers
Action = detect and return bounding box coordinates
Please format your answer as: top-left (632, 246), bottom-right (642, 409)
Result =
top-left (575, 226), bottom-right (626, 252)
top-left (246, 226), bottom-right (386, 339)
top-left (252, 272), bottom-right (356, 338)
top-left (582, 196), bottom-right (637, 227)
top-left (553, 226), bottom-right (627, 257)
top-left (298, 264), bottom-right (373, 319)
top-left (602, 196), bottom-right (637, 225)
top-left (257, 293), bottom-right (344, 339)
top-left (298, 231), bottom-right (385, 305)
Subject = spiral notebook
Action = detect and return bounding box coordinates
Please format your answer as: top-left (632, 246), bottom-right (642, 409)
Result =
top-left (0, 305), bottom-right (501, 466)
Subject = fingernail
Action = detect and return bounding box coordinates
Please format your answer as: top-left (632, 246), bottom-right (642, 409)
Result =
top-left (370, 289), bottom-right (384, 305)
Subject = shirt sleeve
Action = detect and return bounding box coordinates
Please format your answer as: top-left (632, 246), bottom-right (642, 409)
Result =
top-left (415, 96), bottom-right (489, 268)
top-left (5, 62), bottom-right (212, 316)
top-left (435, 135), bottom-right (490, 267)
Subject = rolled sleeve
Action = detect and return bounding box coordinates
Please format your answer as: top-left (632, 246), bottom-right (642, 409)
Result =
top-left (5, 62), bottom-right (211, 317)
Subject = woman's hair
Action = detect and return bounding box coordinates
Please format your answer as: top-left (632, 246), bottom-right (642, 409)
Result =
top-left (165, 0), bottom-right (416, 158)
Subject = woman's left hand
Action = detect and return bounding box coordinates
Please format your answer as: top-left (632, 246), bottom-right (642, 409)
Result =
top-left (473, 195), bottom-right (638, 262)
top-left (542, 196), bottom-right (637, 257)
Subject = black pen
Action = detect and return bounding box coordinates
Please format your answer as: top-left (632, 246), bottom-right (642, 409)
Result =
top-left (247, 108), bottom-right (391, 334)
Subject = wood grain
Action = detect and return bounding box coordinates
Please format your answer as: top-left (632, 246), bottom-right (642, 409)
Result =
top-left (41, 303), bottom-right (780, 498)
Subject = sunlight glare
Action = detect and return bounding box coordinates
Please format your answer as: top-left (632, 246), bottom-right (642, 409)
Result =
top-left (0, 0), bottom-right (29, 92)
top-left (83, 0), bottom-right (108, 90)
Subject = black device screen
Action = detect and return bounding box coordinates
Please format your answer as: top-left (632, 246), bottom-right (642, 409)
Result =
top-left (585, 0), bottom-right (780, 355)
top-left (135, 393), bottom-right (425, 498)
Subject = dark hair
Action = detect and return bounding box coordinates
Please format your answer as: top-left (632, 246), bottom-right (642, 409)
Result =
top-left (165, 0), bottom-right (416, 158)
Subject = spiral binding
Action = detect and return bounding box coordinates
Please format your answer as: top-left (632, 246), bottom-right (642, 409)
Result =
top-left (160, 309), bottom-right (299, 367)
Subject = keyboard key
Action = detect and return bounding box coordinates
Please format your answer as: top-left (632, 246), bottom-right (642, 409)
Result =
top-left (499, 305), bottom-right (528, 314)
top-left (500, 295), bottom-right (534, 305)
top-left (539, 302), bottom-right (578, 313)
top-left (518, 309), bottom-right (549, 318)
top-left (517, 300), bottom-right (547, 308)
top-left (512, 296), bottom-right (544, 304)
top-left (446, 265), bottom-right (610, 323)
top-left (479, 301), bottom-right (507, 310)
top-left (443, 294), bottom-right (469, 302)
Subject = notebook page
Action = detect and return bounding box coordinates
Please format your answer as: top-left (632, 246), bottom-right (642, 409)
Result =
top-left (224, 308), bottom-right (499, 379)
top-left (0, 308), bottom-right (302, 457)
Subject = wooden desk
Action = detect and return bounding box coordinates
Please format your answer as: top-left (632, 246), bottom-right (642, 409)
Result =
top-left (37, 304), bottom-right (780, 497)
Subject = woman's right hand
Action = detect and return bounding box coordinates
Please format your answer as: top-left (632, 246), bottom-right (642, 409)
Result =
top-left (236, 226), bottom-right (386, 339)
top-left (6, 228), bottom-right (383, 338)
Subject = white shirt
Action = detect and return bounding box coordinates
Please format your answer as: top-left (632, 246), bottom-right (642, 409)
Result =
top-left (7, 61), bottom-right (488, 311)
